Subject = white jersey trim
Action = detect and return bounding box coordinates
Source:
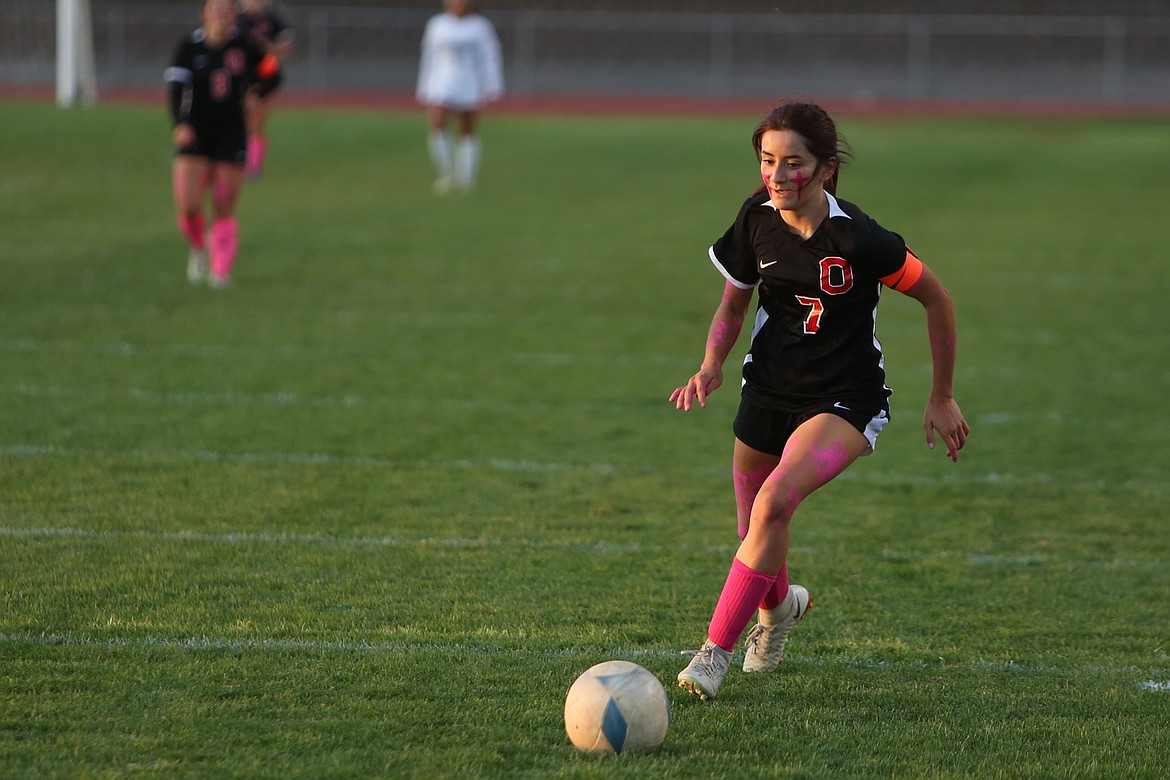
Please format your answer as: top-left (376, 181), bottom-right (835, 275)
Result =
top-left (708, 245), bottom-right (756, 290)
top-left (762, 191), bottom-right (851, 220)
top-left (164, 66), bottom-right (192, 84)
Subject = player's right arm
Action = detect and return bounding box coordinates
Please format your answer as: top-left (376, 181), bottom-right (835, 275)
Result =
top-left (171, 122), bottom-right (195, 148)
top-left (165, 39), bottom-right (195, 146)
top-left (260, 14), bottom-right (295, 60)
top-left (670, 281), bottom-right (753, 411)
top-left (416, 18), bottom-right (438, 101)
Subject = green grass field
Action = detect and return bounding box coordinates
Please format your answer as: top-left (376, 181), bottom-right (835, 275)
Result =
top-left (1, 99), bottom-right (1168, 778)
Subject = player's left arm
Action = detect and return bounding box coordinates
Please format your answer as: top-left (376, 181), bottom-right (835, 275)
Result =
top-left (884, 252), bottom-right (970, 462)
top-left (479, 23), bottom-right (504, 101)
top-left (269, 22), bottom-right (294, 60)
top-left (250, 35), bottom-right (280, 81)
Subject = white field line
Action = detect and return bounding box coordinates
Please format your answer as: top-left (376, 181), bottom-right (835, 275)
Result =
top-left (0, 339), bottom-right (687, 367)
top-left (4, 381), bottom-right (1132, 431)
top-left (1, 442), bottom-right (1162, 494)
top-left (11, 382), bottom-right (368, 409)
top-left (1137, 680), bottom-right (1170, 691)
top-left (9, 336), bottom-right (1167, 381)
top-left (0, 443), bottom-right (618, 474)
top-left (2, 525), bottom-right (1168, 571)
top-left (4, 382), bottom-right (659, 416)
top-left (0, 631), bottom-right (1165, 688)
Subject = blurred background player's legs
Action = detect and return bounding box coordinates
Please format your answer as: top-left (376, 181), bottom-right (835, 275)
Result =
top-left (207, 163), bottom-right (244, 287)
top-left (173, 155), bottom-right (211, 284)
top-left (245, 82), bottom-right (280, 179)
top-left (454, 111), bottom-right (480, 192)
top-left (426, 105), bottom-right (455, 194)
top-left (455, 135), bottom-right (479, 192)
top-left (427, 130), bottom-right (454, 194)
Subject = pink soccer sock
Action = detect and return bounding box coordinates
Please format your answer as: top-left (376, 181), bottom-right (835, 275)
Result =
top-left (761, 562), bottom-right (790, 610)
top-left (246, 136), bottom-right (266, 176)
top-left (707, 558), bottom-right (777, 651)
top-left (209, 217), bottom-right (239, 278)
top-left (177, 212), bottom-right (206, 250)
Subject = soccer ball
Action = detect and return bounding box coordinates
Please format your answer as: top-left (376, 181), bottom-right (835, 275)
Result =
top-left (564, 660), bottom-right (670, 754)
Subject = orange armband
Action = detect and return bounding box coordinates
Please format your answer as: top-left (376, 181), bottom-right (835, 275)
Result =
top-left (879, 249), bottom-right (925, 292)
top-left (256, 53), bottom-right (280, 80)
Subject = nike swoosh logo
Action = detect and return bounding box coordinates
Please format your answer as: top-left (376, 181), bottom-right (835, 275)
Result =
top-left (834, 402), bottom-right (851, 411)
top-left (760, 260), bottom-right (778, 268)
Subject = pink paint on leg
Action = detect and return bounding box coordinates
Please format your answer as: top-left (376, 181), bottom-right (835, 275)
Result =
top-left (209, 217), bottom-right (238, 279)
top-left (176, 213), bottom-right (206, 250)
top-left (246, 135), bottom-right (266, 177)
top-left (213, 175), bottom-right (237, 209)
top-left (734, 459), bottom-right (792, 610)
top-left (811, 438), bottom-right (855, 483)
top-left (733, 461), bottom-right (774, 540)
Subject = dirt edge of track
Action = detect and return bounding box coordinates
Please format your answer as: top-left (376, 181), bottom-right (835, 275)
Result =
top-left (7, 85), bottom-right (1169, 119)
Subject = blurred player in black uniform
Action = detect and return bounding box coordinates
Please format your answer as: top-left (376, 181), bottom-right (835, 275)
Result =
top-left (165, 0), bottom-right (279, 287)
top-left (671, 100), bottom-right (970, 700)
top-left (238, 0), bottom-right (294, 179)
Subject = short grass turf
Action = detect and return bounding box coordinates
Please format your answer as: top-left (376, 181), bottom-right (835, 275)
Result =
top-left (1, 100), bottom-right (1169, 778)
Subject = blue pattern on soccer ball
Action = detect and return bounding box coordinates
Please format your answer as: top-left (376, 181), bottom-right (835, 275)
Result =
top-left (600, 697), bottom-right (628, 753)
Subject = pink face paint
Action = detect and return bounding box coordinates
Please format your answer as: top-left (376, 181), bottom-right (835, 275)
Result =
top-left (791, 169), bottom-right (810, 198)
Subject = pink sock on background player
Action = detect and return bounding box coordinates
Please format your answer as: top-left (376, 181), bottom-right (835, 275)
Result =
top-left (707, 558), bottom-right (776, 651)
top-left (246, 136), bottom-right (266, 176)
top-left (209, 216), bottom-right (238, 279)
top-left (177, 212), bottom-right (206, 250)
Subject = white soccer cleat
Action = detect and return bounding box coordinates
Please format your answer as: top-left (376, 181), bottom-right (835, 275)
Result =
top-left (742, 584), bottom-right (811, 673)
top-left (208, 273), bottom-right (230, 289)
top-left (677, 639), bottom-right (732, 700)
top-left (187, 248), bottom-right (208, 284)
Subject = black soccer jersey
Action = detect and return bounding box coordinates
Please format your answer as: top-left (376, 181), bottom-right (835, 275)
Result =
top-left (165, 27), bottom-right (269, 130)
top-left (709, 191), bottom-right (915, 409)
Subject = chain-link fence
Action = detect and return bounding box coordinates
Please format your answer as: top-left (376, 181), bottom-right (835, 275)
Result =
top-left (5, 2), bottom-right (1170, 105)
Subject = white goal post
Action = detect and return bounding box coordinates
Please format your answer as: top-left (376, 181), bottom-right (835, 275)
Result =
top-left (57, 0), bottom-right (97, 107)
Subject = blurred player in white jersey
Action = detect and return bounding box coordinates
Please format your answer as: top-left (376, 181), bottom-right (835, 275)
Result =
top-left (416, 0), bottom-right (504, 194)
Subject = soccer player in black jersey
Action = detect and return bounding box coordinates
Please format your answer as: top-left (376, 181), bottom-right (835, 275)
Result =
top-left (238, 0), bottom-right (294, 178)
top-left (165, 0), bottom-right (279, 287)
top-left (672, 100), bottom-right (970, 700)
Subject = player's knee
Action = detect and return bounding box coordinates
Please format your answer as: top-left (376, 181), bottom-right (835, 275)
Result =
top-left (751, 483), bottom-right (800, 529)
